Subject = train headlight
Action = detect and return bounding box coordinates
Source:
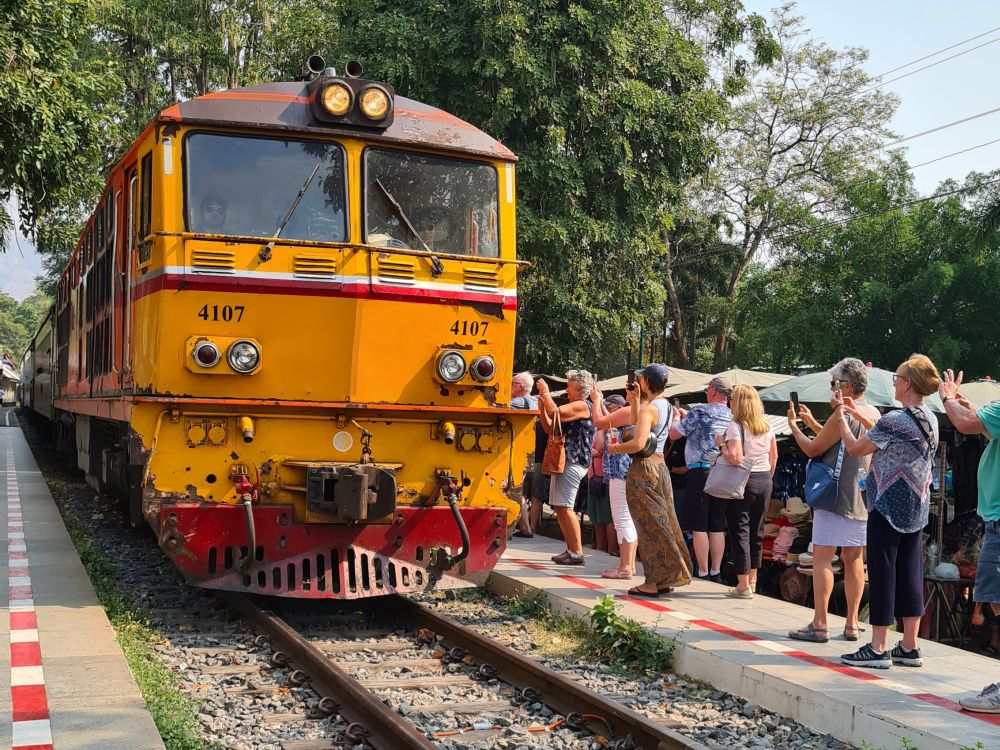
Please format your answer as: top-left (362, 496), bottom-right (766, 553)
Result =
top-left (227, 340), bottom-right (261, 373)
top-left (470, 355), bottom-right (496, 382)
top-left (194, 341), bottom-right (221, 368)
top-left (321, 82), bottom-right (352, 117)
top-left (436, 351), bottom-right (466, 383)
top-left (359, 86), bottom-right (391, 120)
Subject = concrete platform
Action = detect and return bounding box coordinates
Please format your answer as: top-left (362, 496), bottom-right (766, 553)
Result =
top-left (491, 536), bottom-right (1000, 750)
top-left (0, 425), bottom-right (165, 750)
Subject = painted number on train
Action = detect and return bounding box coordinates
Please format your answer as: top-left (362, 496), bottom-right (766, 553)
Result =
top-left (197, 304), bottom-right (246, 322)
top-left (450, 321), bottom-right (489, 336)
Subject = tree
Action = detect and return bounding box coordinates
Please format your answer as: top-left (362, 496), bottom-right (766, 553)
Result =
top-left (0, 0), bottom-right (119, 235)
top-left (337, 0), bottom-right (776, 373)
top-left (0, 286), bottom-right (50, 359)
top-left (693, 3), bottom-right (897, 367)
top-left (730, 164), bottom-right (1000, 377)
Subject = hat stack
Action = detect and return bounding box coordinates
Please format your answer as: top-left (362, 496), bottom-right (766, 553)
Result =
top-left (797, 551), bottom-right (812, 572)
top-left (780, 497), bottom-right (812, 524)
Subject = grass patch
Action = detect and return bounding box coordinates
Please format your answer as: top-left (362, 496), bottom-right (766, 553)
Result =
top-left (56, 504), bottom-right (216, 750)
top-left (501, 589), bottom-right (677, 674)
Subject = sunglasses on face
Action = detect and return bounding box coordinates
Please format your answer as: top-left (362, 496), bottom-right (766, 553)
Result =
top-left (893, 374), bottom-right (908, 384)
top-left (830, 379), bottom-right (847, 389)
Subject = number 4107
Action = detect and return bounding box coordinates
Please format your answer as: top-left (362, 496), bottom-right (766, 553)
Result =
top-left (197, 304), bottom-right (245, 322)
top-left (450, 320), bottom-right (488, 336)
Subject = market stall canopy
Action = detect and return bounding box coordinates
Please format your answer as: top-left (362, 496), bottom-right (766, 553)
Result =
top-left (662, 368), bottom-right (791, 399)
top-left (757, 367), bottom-right (945, 414)
top-left (591, 367), bottom-right (708, 394)
top-left (957, 380), bottom-right (1000, 409)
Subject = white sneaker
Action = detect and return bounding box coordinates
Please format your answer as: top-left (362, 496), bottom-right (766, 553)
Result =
top-left (960, 683), bottom-right (1000, 714)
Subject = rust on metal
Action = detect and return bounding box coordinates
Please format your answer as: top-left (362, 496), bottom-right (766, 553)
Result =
top-left (386, 597), bottom-right (707, 750)
top-left (223, 593), bottom-right (437, 750)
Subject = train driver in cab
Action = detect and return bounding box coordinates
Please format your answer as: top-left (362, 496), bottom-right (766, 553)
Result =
top-left (199, 194), bottom-right (229, 232)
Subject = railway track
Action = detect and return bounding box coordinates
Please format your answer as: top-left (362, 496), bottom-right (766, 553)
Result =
top-left (222, 592), bottom-right (709, 750)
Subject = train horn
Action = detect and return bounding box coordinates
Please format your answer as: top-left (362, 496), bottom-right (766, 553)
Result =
top-left (344, 60), bottom-right (364, 79)
top-left (304, 55), bottom-right (326, 81)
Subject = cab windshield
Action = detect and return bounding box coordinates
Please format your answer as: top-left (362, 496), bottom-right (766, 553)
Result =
top-left (185, 133), bottom-right (347, 242)
top-left (364, 149), bottom-right (499, 257)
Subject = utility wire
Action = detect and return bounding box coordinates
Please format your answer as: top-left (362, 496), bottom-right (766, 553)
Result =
top-left (856, 35), bottom-right (1000, 96)
top-left (910, 137), bottom-right (1000, 169)
top-left (872, 105), bottom-right (1000, 153)
top-left (869, 25), bottom-right (1000, 79)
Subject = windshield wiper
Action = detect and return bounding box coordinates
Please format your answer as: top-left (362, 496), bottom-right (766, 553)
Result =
top-left (259, 162), bottom-right (321, 261)
top-left (375, 178), bottom-right (444, 276)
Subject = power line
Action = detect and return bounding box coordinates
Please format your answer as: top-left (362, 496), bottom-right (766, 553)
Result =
top-left (910, 137), bottom-right (1000, 169)
top-left (869, 25), bottom-right (1000, 79)
top-left (873, 105), bottom-right (1000, 153)
top-left (856, 35), bottom-right (1000, 98)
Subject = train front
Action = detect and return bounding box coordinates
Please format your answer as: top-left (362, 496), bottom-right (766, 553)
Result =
top-left (130, 60), bottom-right (534, 598)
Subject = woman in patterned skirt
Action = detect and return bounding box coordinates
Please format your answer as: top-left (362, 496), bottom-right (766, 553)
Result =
top-left (606, 364), bottom-right (691, 597)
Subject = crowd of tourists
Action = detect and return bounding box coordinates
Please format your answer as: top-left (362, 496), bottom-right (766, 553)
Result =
top-left (510, 353), bottom-right (1000, 713)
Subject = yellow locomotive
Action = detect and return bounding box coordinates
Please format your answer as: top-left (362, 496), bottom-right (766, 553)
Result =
top-left (33, 57), bottom-right (534, 598)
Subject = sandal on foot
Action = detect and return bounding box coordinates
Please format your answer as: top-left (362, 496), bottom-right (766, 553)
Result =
top-left (843, 625), bottom-right (865, 641)
top-left (789, 624), bottom-right (829, 643)
top-left (626, 587), bottom-right (662, 598)
top-left (658, 586), bottom-right (675, 595)
top-left (601, 569), bottom-right (633, 579)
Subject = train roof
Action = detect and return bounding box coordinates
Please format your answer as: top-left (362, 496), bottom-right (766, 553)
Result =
top-left (158, 82), bottom-right (516, 163)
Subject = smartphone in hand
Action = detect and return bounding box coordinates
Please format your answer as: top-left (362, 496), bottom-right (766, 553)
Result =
top-left (790, 390), bottom-right (809, 434)
top-left (627, 370), bottom-right (636, 388)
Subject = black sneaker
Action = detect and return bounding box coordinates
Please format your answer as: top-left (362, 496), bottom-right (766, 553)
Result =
top-left (890, 643), bottom-right (923, 667)
top-left (841, 644), bottom-right (891, 669)
top-left (708, 573), bottom-right (722, 584)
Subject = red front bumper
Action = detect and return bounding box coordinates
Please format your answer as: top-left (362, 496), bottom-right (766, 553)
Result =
top-left (157, 503), bottom-right (508, 598)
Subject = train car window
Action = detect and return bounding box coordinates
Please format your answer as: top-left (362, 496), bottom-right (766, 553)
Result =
top-left (364, 149), bottom-right (499, 258)
top-left (184, 133), bottom-right (347, 242)
top-left (106, 197), bottom-right (115, 253)
top-left (139, 152), bottom-right (153, 264)
top-left (95, 204), bottom-right (105, 258)
top-left (128, 174), bottom-right (137, 255)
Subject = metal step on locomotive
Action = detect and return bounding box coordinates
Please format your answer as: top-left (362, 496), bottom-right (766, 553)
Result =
top-left (17, 56), bottom-right (534, 599)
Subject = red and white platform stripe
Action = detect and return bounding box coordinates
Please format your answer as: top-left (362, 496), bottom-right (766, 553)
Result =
top-left (5, 444), bottom-right (52, 750)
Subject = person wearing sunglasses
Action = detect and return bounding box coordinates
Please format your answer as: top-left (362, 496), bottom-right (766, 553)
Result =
top-left (835, 354), bottom-right (940, 670)
top-left (199, 193), bottom-right (228, 232)
top-left (787, 358), bottom-right (879, 643)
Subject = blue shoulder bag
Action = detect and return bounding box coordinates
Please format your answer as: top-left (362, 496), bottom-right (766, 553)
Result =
top-left (804, 442), bottom-right (844, 512)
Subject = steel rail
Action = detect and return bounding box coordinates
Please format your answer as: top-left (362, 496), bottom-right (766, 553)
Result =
top-left (386, 596), bottom-right (709, 750)
top-left (222, 593), bottom-right (436, 750)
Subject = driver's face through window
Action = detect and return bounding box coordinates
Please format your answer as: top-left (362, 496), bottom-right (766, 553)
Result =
top-left (185, 134), bottom-right (347, 242)
top-left (365, 149), bottom-right (499, 257)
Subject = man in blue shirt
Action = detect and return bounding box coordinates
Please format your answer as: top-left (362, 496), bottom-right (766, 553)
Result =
top-left (940, 369), bottom-right (1000, 713)
top-left (670, 375), bottom-right (733, 582)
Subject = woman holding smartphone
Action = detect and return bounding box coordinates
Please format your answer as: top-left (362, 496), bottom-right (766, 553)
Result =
top-left (604, 364), bottom-right (691, 597)
top-left (836, 354), bottom-right (940, 669)
top-left (787, 358), bottom-right (879, 643)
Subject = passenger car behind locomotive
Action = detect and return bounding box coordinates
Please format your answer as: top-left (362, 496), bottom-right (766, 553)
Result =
top-left (19, 57), bottom-right (534, 599)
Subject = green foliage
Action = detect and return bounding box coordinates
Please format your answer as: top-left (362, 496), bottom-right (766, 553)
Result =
top-left (589, 595), bottom-right (675, 673)
top-left (337, 0), bottom-right (774, 373)
top-left (681, 4), bottom-right (898, 367)
top-left (731, 165), bottom-right (1000, 378)
top-left (0, 287), bottom-right (50, 359)
top-left (0, 0), bottom-right (119, 233)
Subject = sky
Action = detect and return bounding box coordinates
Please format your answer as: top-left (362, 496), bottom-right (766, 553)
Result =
top-left (3, 1), bottom-right (1000, 301)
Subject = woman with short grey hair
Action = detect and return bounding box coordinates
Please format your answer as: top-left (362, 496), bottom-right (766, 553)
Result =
top-left (536, 369), bottom-right (597, 565)
top-left (787, 357), bottom-right (879, 643)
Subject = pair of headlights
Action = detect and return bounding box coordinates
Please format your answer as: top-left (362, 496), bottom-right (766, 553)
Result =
top-left (194, 340), bottom-right (260, 373)
top-left (322, 83), bottom-right (391, 120)
top-left (437, 351), bottom-right (496, 383)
